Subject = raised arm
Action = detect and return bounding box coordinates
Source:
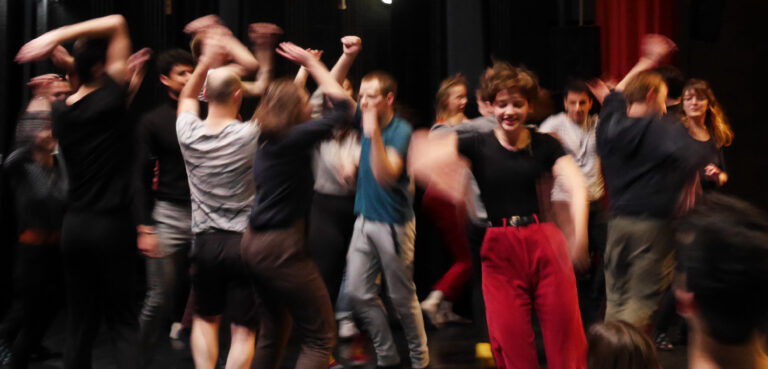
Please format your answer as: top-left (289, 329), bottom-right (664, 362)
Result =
top-left (552, 155), bottom-right (590, 272)
top-left (408, 130), bottom-right (468, 203)
top-left (242, 23), bottom-right (282, 97)
top-left (614, 34), bottom-right (676, 92)
top-left (293, 49), bottom-right (324, 88)
top-left (329, 36), bottom-right (361, 84)
top-left (126, 47), bottom-right (152, 105)
top-left (184, 15), bottom-right (259, 77)
top-left (277, 42), bottom-right (350, 104)
top-left (17, 14), bottom-right (131, 84)
top-left (178, 32), bottom-right (227, 116)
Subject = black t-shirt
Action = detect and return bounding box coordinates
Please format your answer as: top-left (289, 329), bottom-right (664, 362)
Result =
top-left (691, 138), bottom-right (725, 192)
top-left (52, 76), bottom-right (134, 213)
top-left (249, 99), bottom-right (352, 230)
top-left (458, 129), bottom-right (565, 220)
top-left (134, 98), bottom-right (191, 224)
top-left (596, 92), bottom-right (708, 218)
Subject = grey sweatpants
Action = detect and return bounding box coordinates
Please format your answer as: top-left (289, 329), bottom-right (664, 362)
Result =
top-left (344, 216), bottom-right (429, 368)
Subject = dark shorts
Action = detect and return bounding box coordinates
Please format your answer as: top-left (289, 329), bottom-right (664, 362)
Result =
top-left (190, 231), bottom-right (258, 327)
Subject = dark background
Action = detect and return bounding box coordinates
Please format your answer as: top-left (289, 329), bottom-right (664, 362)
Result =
top-left (1, 0), bottom-right (766, 208)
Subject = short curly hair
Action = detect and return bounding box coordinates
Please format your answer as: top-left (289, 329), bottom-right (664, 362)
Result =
top-left (479, 61), bottom-right (539, 103)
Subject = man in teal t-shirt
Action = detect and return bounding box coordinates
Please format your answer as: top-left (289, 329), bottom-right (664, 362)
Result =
top-left (344, 71), bottom-right (428, 369)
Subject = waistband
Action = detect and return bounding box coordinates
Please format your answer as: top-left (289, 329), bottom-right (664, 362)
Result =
top-left (487, 214), bottom-right (539, 228)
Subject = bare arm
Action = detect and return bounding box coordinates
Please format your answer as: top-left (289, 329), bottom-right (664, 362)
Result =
top-left (242, 23), bottom-right (281, 97)
top-left (329, 36), bottom-right (361, 84)
top-left (615, 34), bottom-right (676, 92)
top-left (126, 48), bottom-right (152, 105)
top-left (16, 14), bottom-right (132, 84)
top-left (362, 107), bottom-right (404, 187)
top-left (293, 49), bottom-right (324, 88)
top-left (552, 155), bottom-right (590, 272)
top-left (277, 42), bottom-right (350, 104)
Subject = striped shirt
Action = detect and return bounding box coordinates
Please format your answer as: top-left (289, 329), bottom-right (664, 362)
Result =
top-left (176, 111), bottom-right (259, 233)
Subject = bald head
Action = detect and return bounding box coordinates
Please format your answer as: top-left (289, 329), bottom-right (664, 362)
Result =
top-left (206, 68), bottom-right (242, 104)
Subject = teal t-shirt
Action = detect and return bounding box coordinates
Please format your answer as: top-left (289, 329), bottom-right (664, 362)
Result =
top-left (354, 112), bottom-right (414, 224)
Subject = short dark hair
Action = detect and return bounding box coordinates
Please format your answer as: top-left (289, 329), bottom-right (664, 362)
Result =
top-left (361, 70), bottom-right (397, 97)
top-left (653, 65), bottom-right (684, 100)
top-left (156, 49), bottom-right (194, 77)
top-left (73, 38), bottom-right (108, 84)
top-left (564, 80), bottom-right (591, 98)
top-left (675, 193), bottom-right (768, 344)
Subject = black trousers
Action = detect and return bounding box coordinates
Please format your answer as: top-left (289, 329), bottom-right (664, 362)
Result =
top-left (306, 192), bottom-right (357, 305)
top-left (6, 242), bottom-right (63, 369)
top-left (61, 211), bottom-right (139, 369)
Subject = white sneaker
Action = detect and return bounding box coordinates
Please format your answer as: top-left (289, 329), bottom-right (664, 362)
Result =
top-left (421, 290), bottom-right (445, 328)
top-left (338, 318), bottom-right (359, 339)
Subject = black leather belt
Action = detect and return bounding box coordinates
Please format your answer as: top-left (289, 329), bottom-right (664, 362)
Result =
top-left (488, 215), bottom-right (538, 228)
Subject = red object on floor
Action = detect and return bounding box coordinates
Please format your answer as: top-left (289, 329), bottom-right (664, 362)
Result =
top-left (421, 184), bottom-right (473, 302)
top-left (481, 222), bottom-right (586, 369)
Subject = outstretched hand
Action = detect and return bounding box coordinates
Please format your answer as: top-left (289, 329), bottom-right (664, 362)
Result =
top-left (641, 34), bottom-right (676, 64)
top-left (276, 42), bottom-right (318, 67)
top-left (128, 47), bottom-right (152, 74)
top-left (184, 14), bottom-right (222, 35)
top-left (341, 36), bottom-right (362, 56)
top-left (16, 32), bottom-right (60, 63)
top-left (586, 78), bottom-right (611, 104)
top-left (248, 22), bottom-right (283, 48)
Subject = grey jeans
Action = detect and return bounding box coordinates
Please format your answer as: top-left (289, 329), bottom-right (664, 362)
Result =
top-left (344, 216), bottom-right (429, 368)
top-left (603, 215), bottom-right (675, 328)
top-left (140, 200), bottom-right (193, 366)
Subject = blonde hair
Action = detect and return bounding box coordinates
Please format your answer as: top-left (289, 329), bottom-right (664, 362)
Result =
top-left (624, 70), bottom-right (665, 104)
top-left (682, 79), bottom-right (734, 148)
top-left (435, 74), bottom-right (467, 122)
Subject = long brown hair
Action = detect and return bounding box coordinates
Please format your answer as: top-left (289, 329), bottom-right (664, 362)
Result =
top-left (682, 79), bottom-right (734, 148)
top-left (253, 78), bottom-right (308, 140)
top-left (435, 74), bottom-right (467, 122)
top-left (587, 321), bottom-right (660, 369)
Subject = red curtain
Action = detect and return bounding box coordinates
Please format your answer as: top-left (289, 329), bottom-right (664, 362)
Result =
top-left (595, 0), bottom-right (676, 80)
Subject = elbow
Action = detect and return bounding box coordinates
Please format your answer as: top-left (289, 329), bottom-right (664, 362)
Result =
top-left (108, 14), bottom-right (128, 31)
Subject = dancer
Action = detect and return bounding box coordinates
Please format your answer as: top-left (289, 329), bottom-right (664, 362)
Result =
top-left (175, 24), bottom-right (260, 369)
top-left (0, 74), bottom-right (70, 369)
top-left (539, 80), bottom-right (606, 327)
top-left (240, 42), bottom-right (353, 369)
top-left (680, 79), bottom-right (732, 190)
top-left (587, 321), bottom-right (660, 369)
top-left (420, 74), bottom-right (473, 327)
top-left (344, 70), bottom-right (430, 369)
top-left (16, 14), bottom-right (146, 369)
top-left (135, 48), bottom-right (196, 365)
top-left (592, 35), bottom-right (708, 329)
top-left (674, 194), bottom-right (768, 369)
top-left (410, 61), bottom-right (589, 369)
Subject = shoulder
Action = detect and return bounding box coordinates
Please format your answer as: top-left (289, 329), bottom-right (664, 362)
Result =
top-left (531, 130), bottom-right (565, 153)
top-left (538, 113), bottom-right (567, 132)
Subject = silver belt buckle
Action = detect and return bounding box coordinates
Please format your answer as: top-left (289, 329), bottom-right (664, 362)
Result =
top-left (509, 216), bottom-right (521, 227)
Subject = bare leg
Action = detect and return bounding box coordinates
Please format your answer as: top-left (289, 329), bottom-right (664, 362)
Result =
top-left (191, 314), bottom-right (221, 369)
top-left (225, 323), bottom-right (256, 369)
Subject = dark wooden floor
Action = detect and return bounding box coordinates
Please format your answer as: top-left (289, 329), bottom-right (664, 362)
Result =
top-left (14, 317), bottom-right (686, 369)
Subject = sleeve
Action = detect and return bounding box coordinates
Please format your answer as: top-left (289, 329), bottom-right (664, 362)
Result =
top-left (176, 111), bottom-right (201, 145)
top-left (457, 133), bottom-right (478, 163)
top-left (538, 115), bottom-right (558, 134)
top-left (132, 115), bottom-right (157, 225)
top-left (279, 99), bottom-right (353, 149)
top-left (387, 121), bottom-right (412, 159)
top-left (538, 133), bottom-right (567, 170)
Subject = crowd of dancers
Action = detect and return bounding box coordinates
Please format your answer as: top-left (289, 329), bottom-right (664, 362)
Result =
top-left (1, 13), bottom-right (768, 369)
